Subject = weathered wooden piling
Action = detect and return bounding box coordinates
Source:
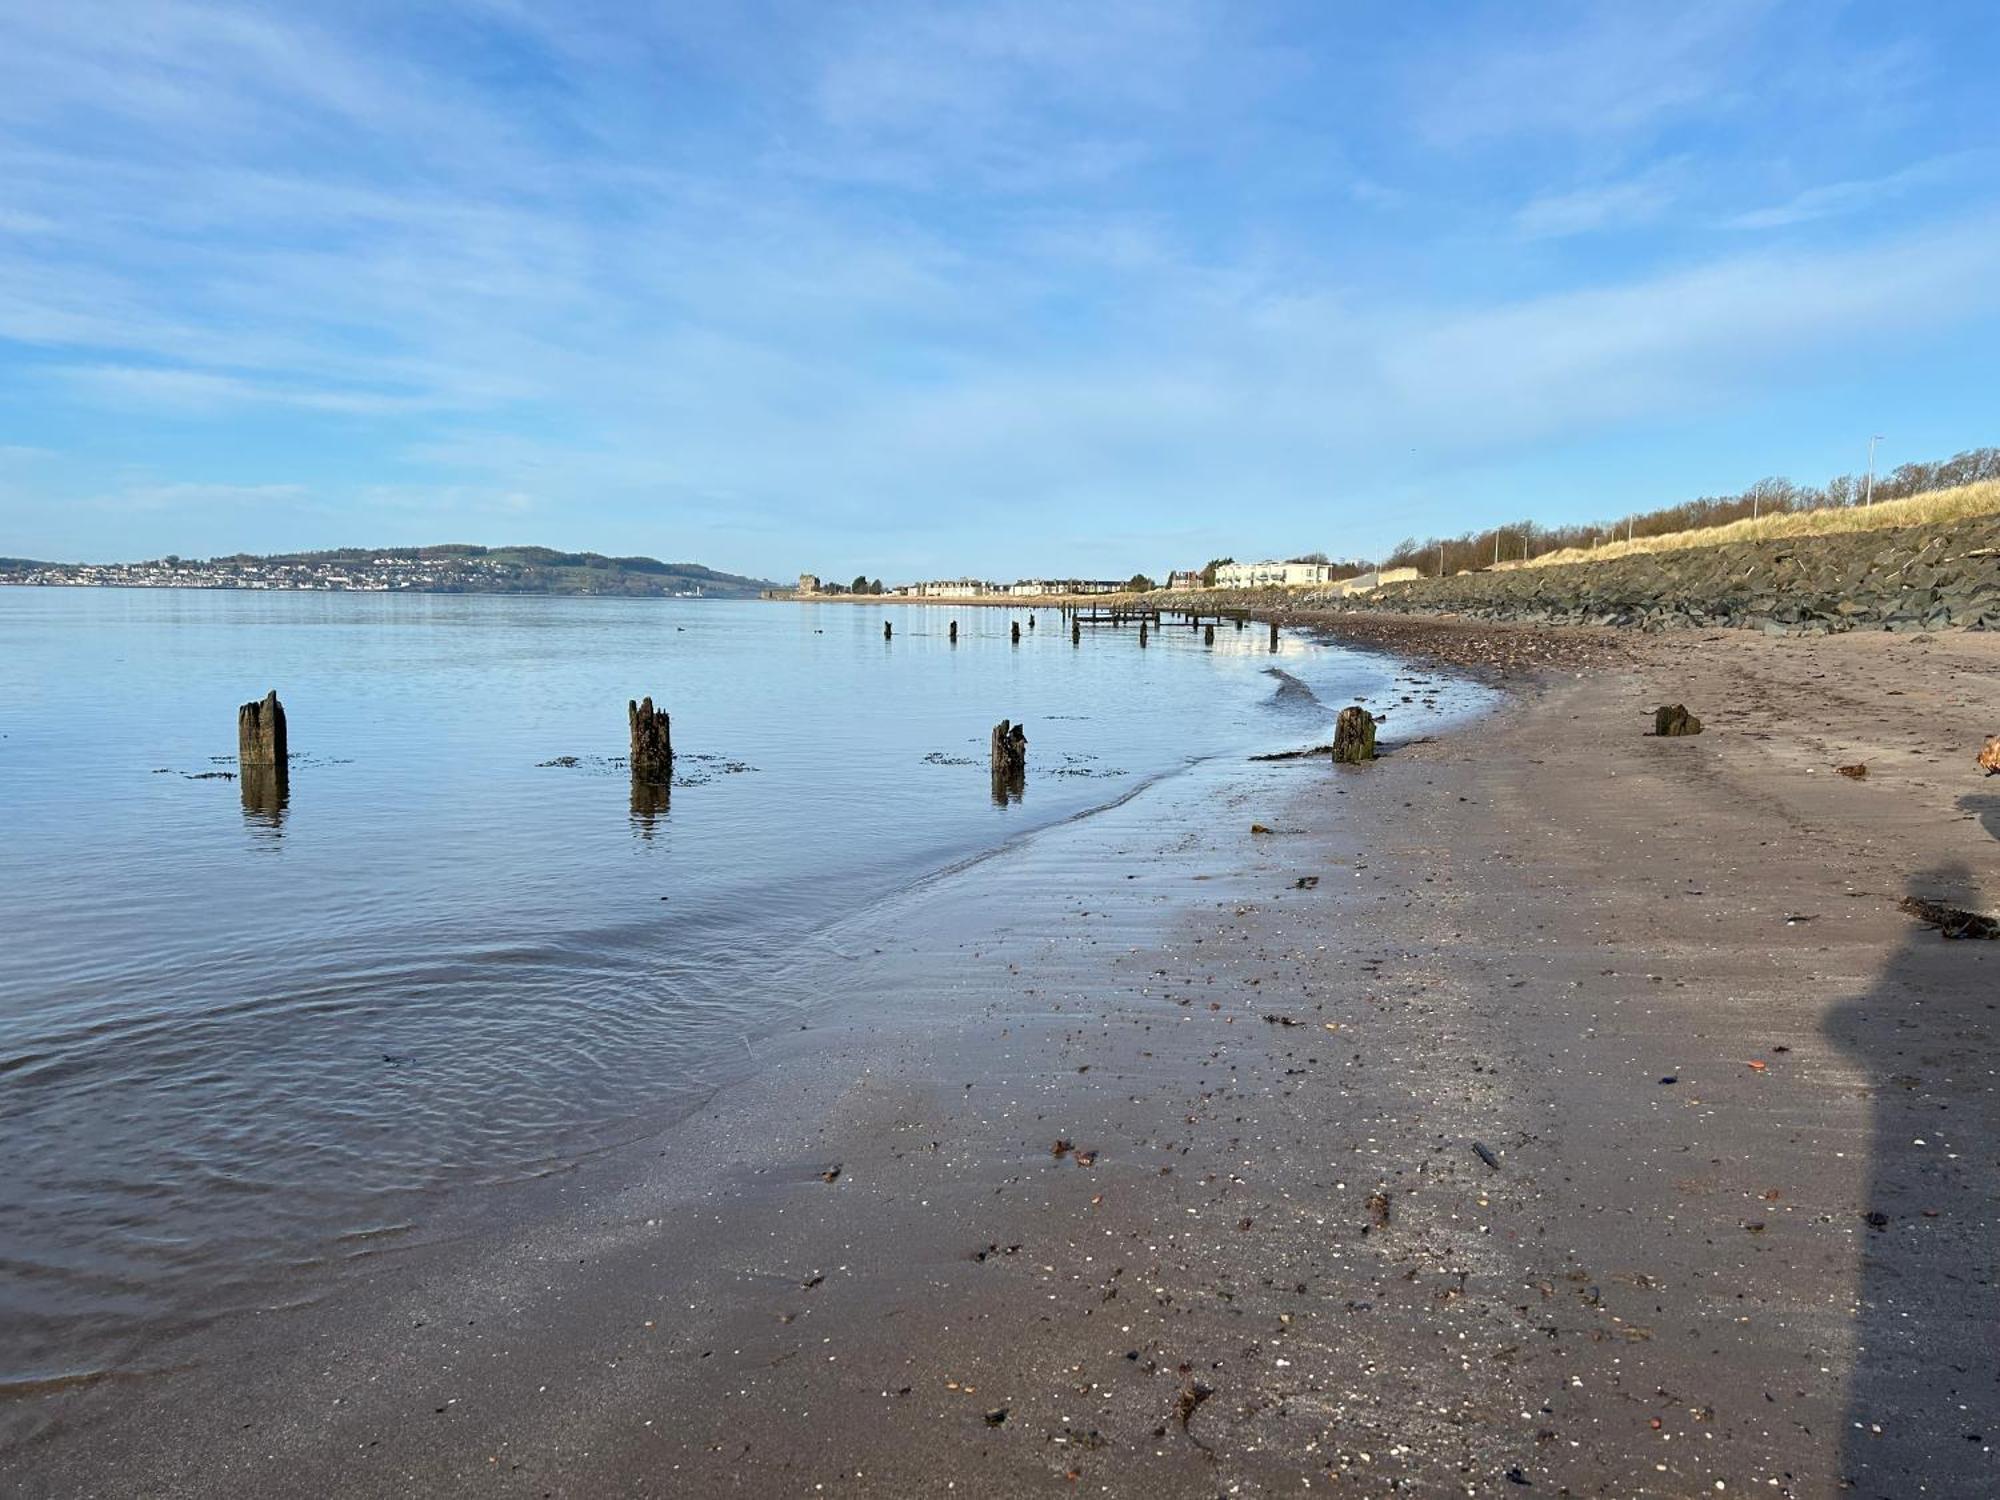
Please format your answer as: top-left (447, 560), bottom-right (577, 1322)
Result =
top-left (990, 718), bottom-right (1028, 777)
top-left (1333, 706), bottom-right (1377, 764)
top-left (884, 620), bottom-right (893, 641)
top-left (1654, 704), bottom-right (1702, 737)
top-left (949, 620), bottom-right (958, 643)
top-left (1071, 618), bottom-right (1081, 645)
top-left (1203, 623), bottom-right (1215, 645)
top-left (1011, 621), bottom-right (1021, 645)
top-left (1269, 620), bottom-right (1279, 651)
top-left (1138, 621), bottom-right (1148, 647)
top-left (1028, 615), bottom-right (1035, 630)
top-left (237, 691), bottom-right (287, 772)
top-left (1234, 615), bottom-right (1245, 630)
top-left (629, 697), bottom-right (674, 782)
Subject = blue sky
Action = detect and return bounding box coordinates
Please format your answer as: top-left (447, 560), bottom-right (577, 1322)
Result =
top-left (1, 1), bottom-right (1995, 580)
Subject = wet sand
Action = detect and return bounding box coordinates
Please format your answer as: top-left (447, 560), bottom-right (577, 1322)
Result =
top-left (8, 625), bottom-right (1997, 1497)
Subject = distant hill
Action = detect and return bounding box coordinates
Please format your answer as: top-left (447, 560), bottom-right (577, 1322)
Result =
top-left (0, 545), bottom-right (780, 598)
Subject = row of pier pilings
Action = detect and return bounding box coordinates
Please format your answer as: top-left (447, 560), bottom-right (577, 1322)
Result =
top-left (231, 612), bottom-right (1300, 824)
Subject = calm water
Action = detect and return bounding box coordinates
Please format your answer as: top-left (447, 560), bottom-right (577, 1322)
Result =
top-left (0, 589), bottom-right (1411, 1394)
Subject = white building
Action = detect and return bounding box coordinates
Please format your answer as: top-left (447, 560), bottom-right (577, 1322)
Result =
top-left (1214, 560), bottom-right (1336, 588)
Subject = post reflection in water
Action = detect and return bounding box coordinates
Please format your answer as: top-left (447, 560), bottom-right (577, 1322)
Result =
top-left (630, 776), bottom-right (671, 836)
top-left (990, 765), bottom-right (1025, 807)
top-left (239, 766), bottom-right (289, 835)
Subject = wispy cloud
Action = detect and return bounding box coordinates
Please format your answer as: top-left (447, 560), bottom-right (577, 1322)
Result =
top-left (1726, 152), bottom-right (1989, 230)
top-left (1513, 161), bottom-right (1687, 239)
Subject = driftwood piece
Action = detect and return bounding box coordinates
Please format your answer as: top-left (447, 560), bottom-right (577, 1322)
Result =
top-left (1899, 896), bottom-right (1999, 940)
top-left (629, 697), bottom-right (674, 783)
top-left (1654, 704), bottom-right (1703, 737)
top-left (237, 691), bottom-right (287, 771)
top-left (1332, 705), bottom-right (1377, 765)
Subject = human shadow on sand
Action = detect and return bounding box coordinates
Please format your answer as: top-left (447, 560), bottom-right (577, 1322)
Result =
top-left (1957, 792), bottom-right (2000, 843)
top-left (1824, 862), bottom-right (1998, 1495)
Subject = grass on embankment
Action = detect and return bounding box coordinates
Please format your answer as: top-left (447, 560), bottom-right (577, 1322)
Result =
top-left (1513, 478), bottom-right (2000, 571)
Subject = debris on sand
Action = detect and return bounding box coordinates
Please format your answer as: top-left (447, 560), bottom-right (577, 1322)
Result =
top-left (1898, 896), bottom-right (2000, 940)
top-left (1980, 735), bottom-right (2000, 774)
top-left (1653, 704), bottom-right (1703, 736)
top-left (1472, 1141), bottom-right (1501, 1170)
top-left (1174, 1380), bottom-right (1215, 1442)
top-left (1365, 1190), bottom-right (1392, 1232)
top-left (1835, 762), bottom-right (1868, 779)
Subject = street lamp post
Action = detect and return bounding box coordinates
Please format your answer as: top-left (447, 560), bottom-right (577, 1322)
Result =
top-left (1865, 434), bottom-right (1884, 506)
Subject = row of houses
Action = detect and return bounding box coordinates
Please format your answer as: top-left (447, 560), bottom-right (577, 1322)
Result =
top-left (797, 575), bottom-right (1126, 599)
top-left (794, 561), bottom-right (1420, 600)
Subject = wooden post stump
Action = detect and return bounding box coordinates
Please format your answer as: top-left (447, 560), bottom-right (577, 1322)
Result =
top-left (1333, 706), bottom-right (1377, 765)
top-left (237, 691), bottom-right (288, 772)
top-left (949, 620), bottom-right (958, 643)
top-left (1268, 620), bottom-right (1279, 651)
top-left (990, 719), bottom-right (1027, 776)
top-left (1071, 619), bottom-right (1081, 645)
top-left (1203, 623), bottom-right (1215, 645)
top-left (1653, 704), bottom-right (1703, 737)
top-left (884, 621), bottom-right (893, 641)
top-left (629, 697), bottom-right (674, 783)
top-left (1011, 621), bottom-right (1021, 645)
top-left (1139, 621), bottom-right (1148, 647)
top-left (990, 718), bottom-right (1027, 804)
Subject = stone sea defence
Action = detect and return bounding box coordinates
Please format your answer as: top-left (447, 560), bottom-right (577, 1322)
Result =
top-left (1137, 514), bottom-right (2000, 634)
top-left (1342, 514), bottom-right (2000, 633)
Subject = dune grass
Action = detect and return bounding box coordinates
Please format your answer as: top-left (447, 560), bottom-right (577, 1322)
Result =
top-left (1514, 478), bottom-right (2000, 570)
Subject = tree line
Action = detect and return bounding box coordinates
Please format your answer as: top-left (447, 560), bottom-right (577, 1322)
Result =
top-left (1380, 445), bottom-right (2000, 577)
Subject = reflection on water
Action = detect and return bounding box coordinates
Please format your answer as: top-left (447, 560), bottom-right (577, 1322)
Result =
top-left (630, 776), bottom-right (670, 834)
top-left (0, 590), bottom-right (1437, 1395)
top-left (239, 766), bottom-right (289, 832)
top-left (990, 764), bottom-right (1026, 806)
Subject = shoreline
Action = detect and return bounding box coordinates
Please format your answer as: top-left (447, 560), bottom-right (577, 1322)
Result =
top-left (9, 625), bottom-right (1997, 1496)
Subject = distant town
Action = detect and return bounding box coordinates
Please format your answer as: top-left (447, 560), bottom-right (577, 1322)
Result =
top-left (792, 556), bottom-right (1416, 599)
top-left (0, 546), bottom-right (776, 598)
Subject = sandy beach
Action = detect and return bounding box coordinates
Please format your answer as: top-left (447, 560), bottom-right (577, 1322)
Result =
top-left (9, 620), bottom-right (1996, 1498)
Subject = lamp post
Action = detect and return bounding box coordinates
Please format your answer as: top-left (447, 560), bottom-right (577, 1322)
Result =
top-left (1865, 434), bottom-right (1883, 506)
